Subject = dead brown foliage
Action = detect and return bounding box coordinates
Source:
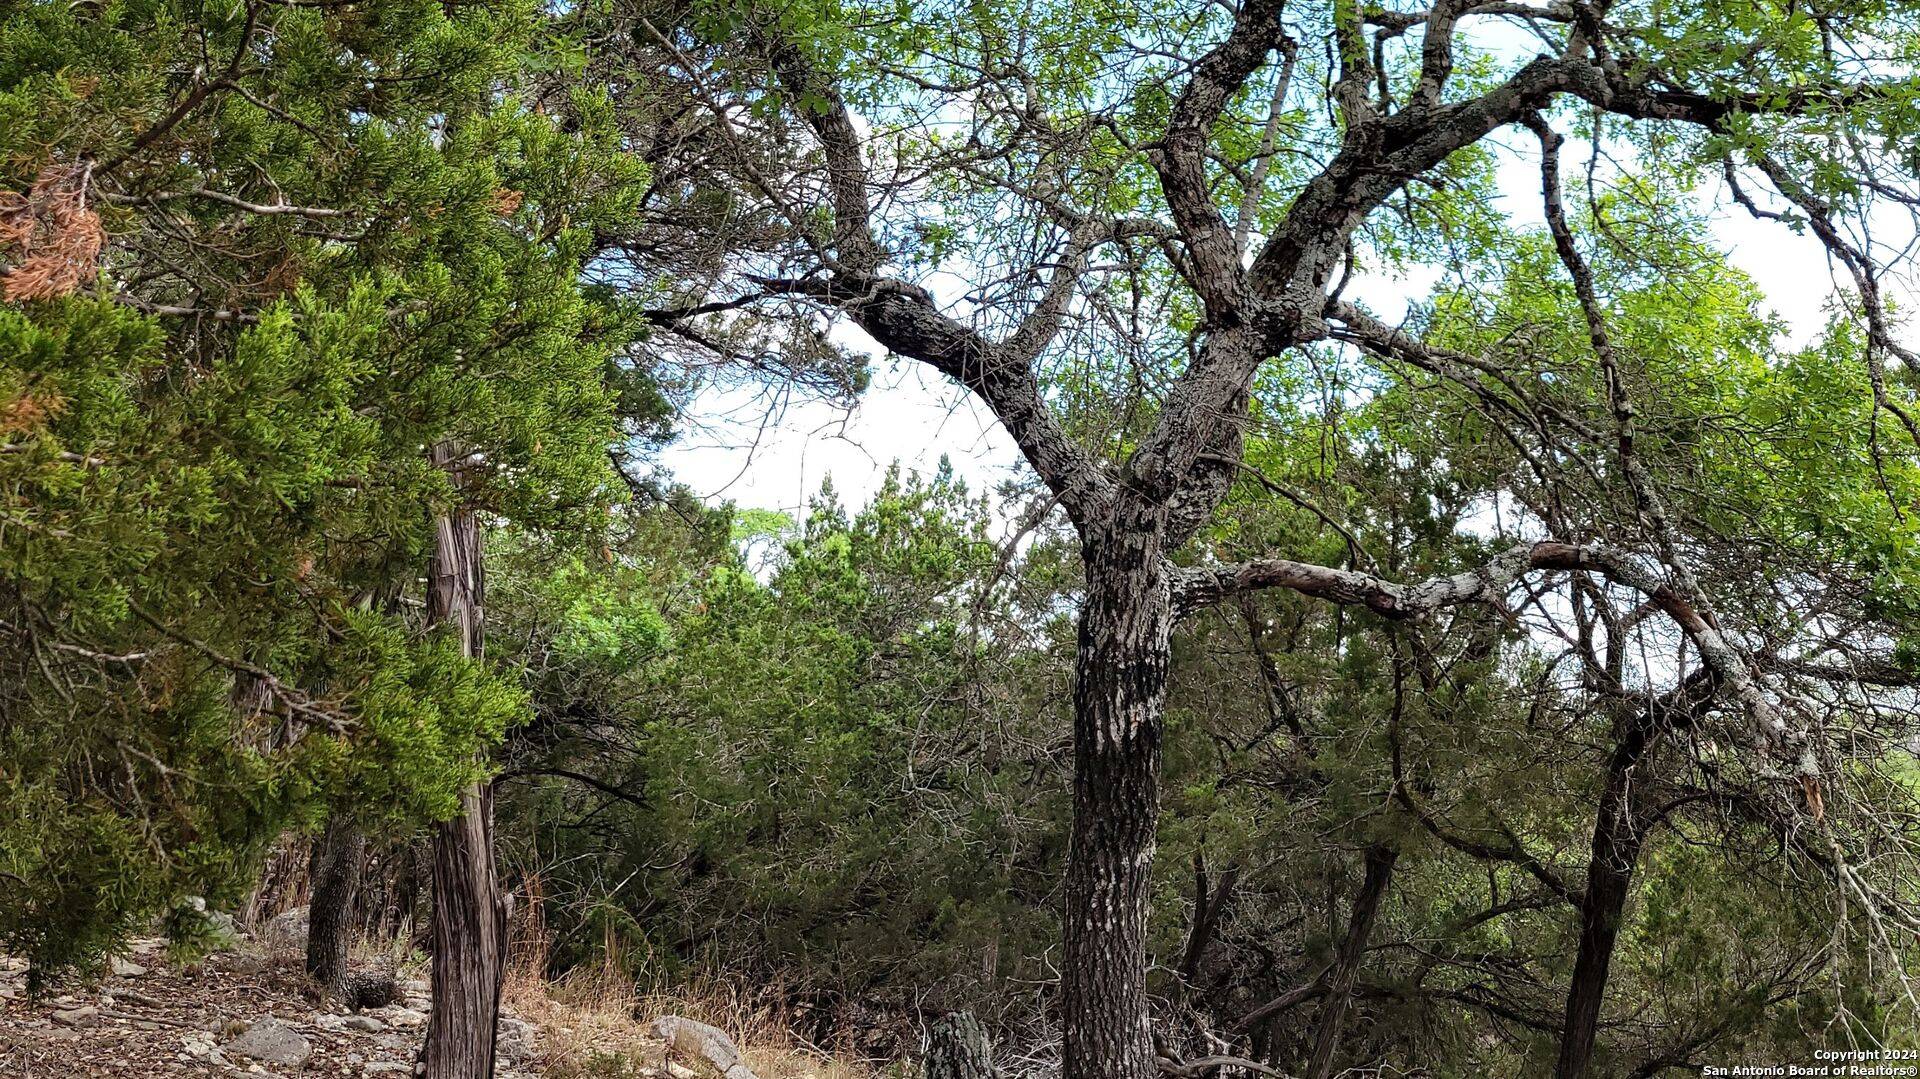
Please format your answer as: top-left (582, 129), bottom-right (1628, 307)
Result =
top-left (0, 391), bottom-right (63, 435)
top-left (0, 162), bottom-right (105, 303)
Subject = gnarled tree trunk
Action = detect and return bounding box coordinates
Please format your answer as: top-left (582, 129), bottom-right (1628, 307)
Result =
top-left (422, 481), bottom-right (510, 1079)
top-left (1062, 524), bottom-right (1172, 1079)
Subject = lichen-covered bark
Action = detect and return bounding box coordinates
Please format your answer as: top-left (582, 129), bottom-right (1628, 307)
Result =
top-left (924, 1011), bottom-right (997, 1079)
top-left (1062, 519), bottom-right (1171, 1079)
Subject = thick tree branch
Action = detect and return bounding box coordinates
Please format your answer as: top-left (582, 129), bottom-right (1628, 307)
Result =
top-left (751, 274), bottom-right (1113, 526)
top-left (1171, 539), bottom-right (1599, 618)
top-left (1176, 530), bottom-right (1814, 777)
top-left (1528, 114), bottom-right (1812, 774)
top-left (1151, 56), bottom-right (1907, 534)
top-left (1150, 0), bottom-right (1289, 322)
top-left (758, 35), bottom-right (883, 274)
top-left (1369, 1), bottom-right (1575, 34)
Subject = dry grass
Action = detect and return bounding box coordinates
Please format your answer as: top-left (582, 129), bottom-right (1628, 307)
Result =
top-left (503, 901), bottom-right (891, 1079)
top-left (507, 964), bottom-right (887, 1079)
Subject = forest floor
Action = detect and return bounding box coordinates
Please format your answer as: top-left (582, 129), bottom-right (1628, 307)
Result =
top-left (0, 924), bottom-right (871, 1079)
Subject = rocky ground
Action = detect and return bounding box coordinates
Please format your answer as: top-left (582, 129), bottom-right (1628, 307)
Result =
top-left (0, 915), bottom-right (848, 1079)
top-left (0, 932), bottom-right (542, 1079)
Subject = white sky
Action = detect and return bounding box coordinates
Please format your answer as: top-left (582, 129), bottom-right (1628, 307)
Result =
top-left (659, 151), bottom-right (1885, 519)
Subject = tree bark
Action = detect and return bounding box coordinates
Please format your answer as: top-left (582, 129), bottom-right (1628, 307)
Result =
top-left (423, 488), bottom-right (510, 1079)
top-left (924, 1011), bottom-right (997, 1079)
top-left (307, 812), bottom-right (365, 997)
top-left (1554, 710), bottom-right (1658, 1079)
top-left (1304, 844), bottom-right (1397, 1079)
top-left (1062, 524), bottom-right (1171, 1079)
top-left (426, 783), bottom-right (507, 1076)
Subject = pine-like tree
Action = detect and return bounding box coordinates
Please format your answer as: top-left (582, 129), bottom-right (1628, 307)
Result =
top-left (0, 9), bottom-right (656, 1062)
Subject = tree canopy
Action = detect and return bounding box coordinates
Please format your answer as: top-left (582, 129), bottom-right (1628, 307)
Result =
top-left (7, 0), bottom-right (1920, 1076)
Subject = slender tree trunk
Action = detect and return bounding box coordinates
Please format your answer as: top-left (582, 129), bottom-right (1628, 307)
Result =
top-left (1062, 526), bottom-right (1171, 1079)
top-left (307, 812), bottom-right (366, 996)
top-left (1555, 711), bottom-right (1657, 1079)
top-left (1304, 844), bottom-right (1397, 1079)
top-left (1178, 852), bottom-right (1240, 991)
top-left (423, 484), bottom-right (509, 1079)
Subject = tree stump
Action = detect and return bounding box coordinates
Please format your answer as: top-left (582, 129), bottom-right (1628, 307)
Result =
top-left (924, 1011), bottom-right (996, 1079)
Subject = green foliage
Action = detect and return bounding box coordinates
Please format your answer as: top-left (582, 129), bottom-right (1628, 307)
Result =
top-left (497, 469), bottom-right (1067, 1005)
top-left (0, 0), bottom-right (660, 973)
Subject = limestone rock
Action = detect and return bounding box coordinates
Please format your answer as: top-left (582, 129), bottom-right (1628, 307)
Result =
top-left (214, 950), bottom-right (270, 974)
top-left (650, 1015), bottom-right (762, 1079)
top-left (378, 1005), bottom-right (428, 1029)
top-left (498, 1014), bottom-right (535, 1061)
top-left (315, 1011), bottom-right (386, 1032)
top-left (52, 1005), bottom-right (99, 1027)
top-left (223, 1017), bottom-right (312, 1067)
top-left (262, 905), bottom-right (309, 951)
top-left (176, 897), bottom-right (241, 945)
top-left (179, 1030), bottom-right (219, 1058)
